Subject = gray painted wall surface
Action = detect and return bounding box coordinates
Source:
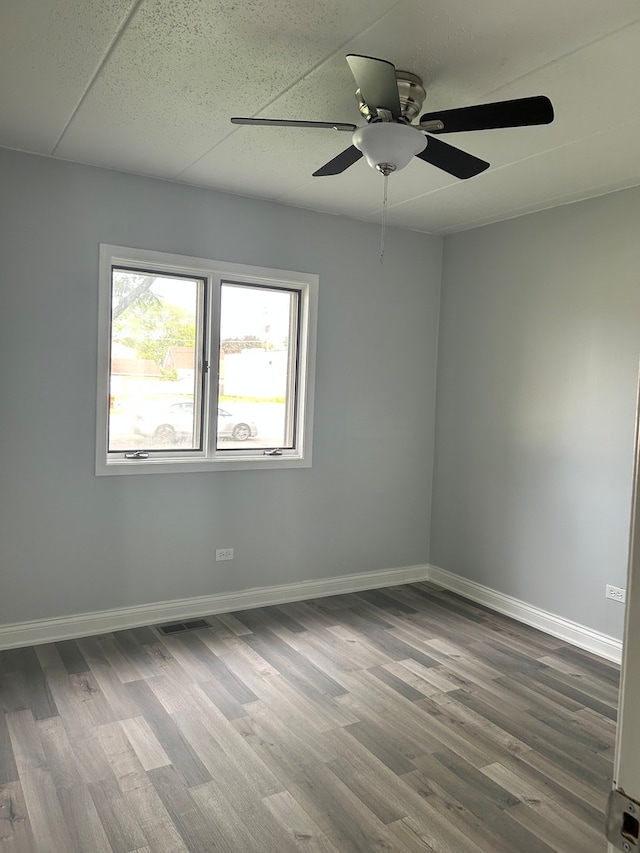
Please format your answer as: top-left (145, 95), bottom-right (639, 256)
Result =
top-left (432, 188), bottom-right (640, 639)
top-left (0, 149), bottom-right (442, 625)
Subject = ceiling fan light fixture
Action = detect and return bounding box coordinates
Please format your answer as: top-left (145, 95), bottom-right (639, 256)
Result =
top-left (352, 122), bottom-right (427, 173)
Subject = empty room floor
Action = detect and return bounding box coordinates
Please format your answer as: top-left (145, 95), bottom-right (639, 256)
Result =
top-left (0, 582), bottom-right (618, 852)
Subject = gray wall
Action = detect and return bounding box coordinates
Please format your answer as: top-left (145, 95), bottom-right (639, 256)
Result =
top-left (432, 188), bottom-right (640, 639)
top-left (0, 148), bottom-right (442, 625)
top-left (4, 145), bottom-right (637, 642)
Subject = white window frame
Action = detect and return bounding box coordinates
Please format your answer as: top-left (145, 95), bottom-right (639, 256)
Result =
top-left (96, 245), bottom-right (317, 476)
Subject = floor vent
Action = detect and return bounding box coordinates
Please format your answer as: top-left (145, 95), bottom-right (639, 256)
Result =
top-left (156, 619), bottom-right (211, 635)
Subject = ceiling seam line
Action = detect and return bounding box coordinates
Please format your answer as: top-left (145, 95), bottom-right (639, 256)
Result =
top-left (52, 0), bottom-right (147, 154)
top-left (437, 177), bottom-right (640, 234)
top-left (368, 112), bottom-right (640, 217)
top-left (484, 15), bottom-right (640, 99)
top-left (172, 0), bottom-right (406, 178)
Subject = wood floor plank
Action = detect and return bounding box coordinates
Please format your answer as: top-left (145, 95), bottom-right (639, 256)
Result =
top-left (88, 776), bottom-right (148, 853)
top-left (0, 582), bottom-right (617, 853)
top-left (287, 762), bottom-right (409, 853)
top-left (262, 789), bottom-right (341, 852)
top-left (0, 780), bottom-right (37, 851)
top-left (95, 720), bottom-right (188, 853)
top-left (0, 711), bottom-right (18, 785)
top-left (54, 784), bottom-right (113, 853)
top-left (388, 813), bottom-right (477, 853)
top-left (119, 715), bottom-right (172, 771)
top-left (75, 637), bottom-right (142, 720)
top-left (124, 679), bottom-right (211, 787)
top-left (0, 648), bottom-right (58, 721)
top-left (210, 612), bottom-right (255, 636)
top-left (61, 725), bottom-right (116, 787)
top-left (6, 710), bottom-right (76, 852)
top-left (337, 668), bottom-right (450, 755)
top-left (447, 687), bottom-right (613, 789)
top-left (241, 627), bottom-right (349, 700)
top-left (99, 635), bottom-right (147, 684)
top-left (123, 781), bottom-right (190, 853)
top-left (189, 779), bottom-right (262, 853)
top-left (110, 630), bottom-right (163, 680)
top-left (404, 753), bottom-right (557, 853)
top-left (151, 762), bottom-right (300, 853)
top-left (416, 694), bottom-right (531, 768)
top-left (176, 631), bottom-right (259, 703)
top-left (212, 635), bottom-right (358, 732)
top-left (174, 706), bottom-right (284, 798)
top-left (551, 645), bottom-right (620, 686)
top-left (513, 748), bottom-right (610, 817)
top-left (368, 664), bottom-right (428, 701)
top-left (304, 623), bottom-right (392, 671)
top-left (508, 797), bottom-right (604, 853)
top-left (495, 669), bottom-right (586, 713)
top-left (35, 644), bottom-right (115, 730)
top-left (230, 701), bottom-right (339, 785)
top-left (400, 657), bottom-right (469, 694)
top-left (340, 612), bottom-right (442, 670)
top-left (142, 670), bottom-right (203, 716)
top-left (400, 770), bottom-right (516, 853)
top-left (129, 626), bottom-right (159, 646)
top-left (525, 666), bottom-right (618, 719)
top-left (54, 640), bottom-right (90, 676)
top-left (325, 736), bottom-right (411, 824)
top-left (481, 762), bottom-right (604, 853)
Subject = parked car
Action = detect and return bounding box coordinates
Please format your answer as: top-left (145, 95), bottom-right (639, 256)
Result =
top-left (217, 406), bottom-right (258, 441)
top-left (132, 401), bottom-right (258, 444)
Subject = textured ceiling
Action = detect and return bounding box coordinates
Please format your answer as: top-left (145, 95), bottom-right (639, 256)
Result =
top-left (2, 0), bottom-right (640, 233)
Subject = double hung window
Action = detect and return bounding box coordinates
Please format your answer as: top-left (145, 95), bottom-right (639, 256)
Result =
top-left (96, 245), bottom-right (317, 475)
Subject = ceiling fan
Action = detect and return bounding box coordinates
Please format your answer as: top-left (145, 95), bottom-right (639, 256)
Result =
top-left (231, 54), bottom-right (554, 180)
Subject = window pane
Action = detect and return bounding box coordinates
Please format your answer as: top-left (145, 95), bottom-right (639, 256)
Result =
top-left (217, 282), bottom-right (298, 450)
top-left (107, 269), bottom-right (203, 452)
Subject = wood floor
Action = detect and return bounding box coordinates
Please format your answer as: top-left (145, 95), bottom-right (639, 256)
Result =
top-left (0, 582), bottom-right (618, 853)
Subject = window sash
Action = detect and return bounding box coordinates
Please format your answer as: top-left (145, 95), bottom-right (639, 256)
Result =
top-left (96, 245), bottom-right (317, 475)
top-left (214, 281), bottom-right (301, 453)
top-left (107, 266), bottom-right (208, 454)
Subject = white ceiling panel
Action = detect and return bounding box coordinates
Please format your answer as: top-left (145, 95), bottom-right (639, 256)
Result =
top-left (278, 155), bottom-right (456, 224)
top-left (390, 119), bottom-right (640, 234)
top-left (56, 0), bottom-right (397, 175)
top-left (0, 0), bottom-right (136, 151)
top-left (3, 0), bottom-right (640, 232)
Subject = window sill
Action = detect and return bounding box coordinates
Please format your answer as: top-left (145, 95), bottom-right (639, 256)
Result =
top-left (96, 452), bottom-right (311, 476)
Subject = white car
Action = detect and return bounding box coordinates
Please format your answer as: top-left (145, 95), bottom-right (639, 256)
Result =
top-left (132, 401), bottom-right (258, 444)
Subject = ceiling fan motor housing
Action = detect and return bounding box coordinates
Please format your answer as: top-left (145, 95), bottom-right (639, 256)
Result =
top-left (356, 70), bottom-right (427, 123)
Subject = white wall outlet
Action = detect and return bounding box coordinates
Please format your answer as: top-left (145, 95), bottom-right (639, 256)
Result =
top-left (605, 584), bottom-right (626, 603)
top-left (215, 548), bottom-right (234, 561)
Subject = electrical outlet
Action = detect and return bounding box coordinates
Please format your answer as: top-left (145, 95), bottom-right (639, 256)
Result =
top-left (605, 584), bottom-right (626, 603)
top-left (215, 548), bottom-right (234, 561)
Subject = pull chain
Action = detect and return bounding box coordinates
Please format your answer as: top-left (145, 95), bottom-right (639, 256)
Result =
top-left (380, 172), bottom-right (389, 265)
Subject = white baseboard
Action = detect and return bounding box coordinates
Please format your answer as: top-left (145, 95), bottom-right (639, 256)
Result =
top-left (0, 564), bottom-right (430, 650)
top-left (428, 564), bottom-right (623, 664)
top-left (0, 562), bottom-right (623, 664)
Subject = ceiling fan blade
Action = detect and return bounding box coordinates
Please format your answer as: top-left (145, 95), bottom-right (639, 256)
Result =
top-left (346, 54), bottom-right (401, 119)
top-left (420, 96), bottom-right (554, 133)
top-left (313, 145), bottom-right (363, 177)
top-left (231, 117), bottom-right (356, 131)
top-left (416, 136), bottom-right (489, 179)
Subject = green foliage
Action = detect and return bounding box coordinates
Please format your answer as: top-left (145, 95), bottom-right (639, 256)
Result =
top-left (112, 273), bottom-right (196, 372)
top-left (220, 335), bottom-right (264, 355)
